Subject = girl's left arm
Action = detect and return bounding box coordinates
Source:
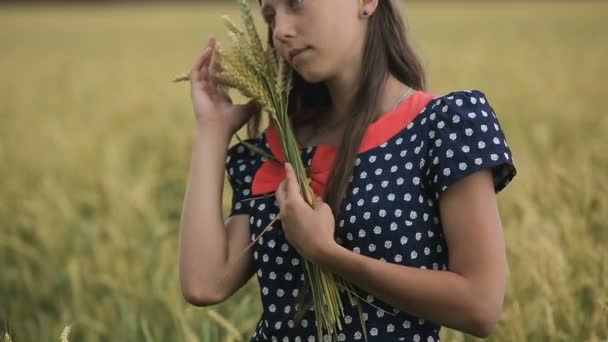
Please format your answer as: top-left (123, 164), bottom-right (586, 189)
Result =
top-left (316, 168), bottom-right (507, 338)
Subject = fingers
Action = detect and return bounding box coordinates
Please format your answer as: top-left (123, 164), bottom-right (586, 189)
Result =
top-left (276, 163), bottom-right (298, 210)
top-left (275, 178), bottom-right (286, 213)
top-left (190, 48), bottom-right (212, 83)
top-left (208, 43), bottom-right (219, 87)
top-left (190, 37), bottom-right (216, 81)
top-left (191, 42), bottom-right (210, 73)
top-left (283, 163), bottom-right (301, 201)
top-left (210, 42), bottom-right (225, 74)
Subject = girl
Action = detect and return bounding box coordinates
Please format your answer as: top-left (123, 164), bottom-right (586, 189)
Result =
top-left (179, 0), bottom-right (517, 341)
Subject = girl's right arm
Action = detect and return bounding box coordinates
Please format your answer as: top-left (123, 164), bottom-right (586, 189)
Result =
top-left (178, 36), bottom-right (261, 306)
top-left (178, 128), bottom-right (255, 306)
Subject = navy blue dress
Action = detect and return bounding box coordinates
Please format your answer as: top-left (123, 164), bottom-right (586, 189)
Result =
top-left (224, 90), bottom-right (517, 342)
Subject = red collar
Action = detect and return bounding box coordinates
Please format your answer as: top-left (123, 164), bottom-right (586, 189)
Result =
top-left (252, 90), bottom-right (436, 197)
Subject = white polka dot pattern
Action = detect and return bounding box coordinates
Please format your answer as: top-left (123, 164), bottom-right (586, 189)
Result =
top-left (423, 90), bottom-right (516, 200)
top-left (224, 90), bottom-right (516, 341)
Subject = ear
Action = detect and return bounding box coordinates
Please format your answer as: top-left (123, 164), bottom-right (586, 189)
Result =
top-left (359, 0), bottom-right (379, 17)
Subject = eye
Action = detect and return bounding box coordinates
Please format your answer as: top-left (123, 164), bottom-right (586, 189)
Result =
top-left (288, 0), bottom-right (303, 8)
top-left (263, 0), bottom-right (303, 27)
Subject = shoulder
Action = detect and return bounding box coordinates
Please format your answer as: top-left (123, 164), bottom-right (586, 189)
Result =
top-left (417, 89), bottom-right (507, 136)
top-left (419, 90), bottom-right (517, 198)
top-left (424, 89), bottom-right (495, 116)
top-left (225, 134), bottom-right (269, 183)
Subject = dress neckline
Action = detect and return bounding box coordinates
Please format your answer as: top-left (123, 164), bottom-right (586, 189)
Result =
top-left (252, 90), bottom-right (436, 197)
top-left (265, 90), bottom-right (437, 157)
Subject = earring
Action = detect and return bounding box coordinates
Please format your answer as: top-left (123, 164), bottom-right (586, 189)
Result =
top-left (363, 9), bottom-right (369, 15)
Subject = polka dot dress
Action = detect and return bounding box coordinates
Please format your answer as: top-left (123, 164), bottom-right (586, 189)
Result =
top-left (225, 90), bottom-right (517, 341)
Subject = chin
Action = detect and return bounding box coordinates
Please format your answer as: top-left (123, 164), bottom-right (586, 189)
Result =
top-left (293, 65), bottom-right (328, 84)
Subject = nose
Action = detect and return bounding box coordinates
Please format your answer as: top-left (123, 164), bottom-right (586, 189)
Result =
top-left (272, 12), bottom-right (295, 49)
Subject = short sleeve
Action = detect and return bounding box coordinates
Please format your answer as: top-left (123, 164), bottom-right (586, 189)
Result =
top-left (225, 142), bottom-right (254, 217)
top-left (425, 90), bottom-right (517, 200)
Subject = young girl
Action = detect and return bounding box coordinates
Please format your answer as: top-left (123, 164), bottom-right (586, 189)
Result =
top-left (179, 0), bottom-right (517, 341)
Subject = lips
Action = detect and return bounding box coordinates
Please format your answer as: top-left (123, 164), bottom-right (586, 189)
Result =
top-left (289, 48), bottom-right (309, 62)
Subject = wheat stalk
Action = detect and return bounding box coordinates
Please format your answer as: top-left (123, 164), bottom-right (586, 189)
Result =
top-left (60, 325), bottom-right (71, 342)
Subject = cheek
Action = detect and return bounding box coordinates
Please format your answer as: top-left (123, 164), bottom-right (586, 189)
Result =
top-left (293, 48), bottom-right (337, 83)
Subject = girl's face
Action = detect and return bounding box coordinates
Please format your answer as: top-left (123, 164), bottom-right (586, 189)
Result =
top-left (260, 0), bottom-right (367, 83)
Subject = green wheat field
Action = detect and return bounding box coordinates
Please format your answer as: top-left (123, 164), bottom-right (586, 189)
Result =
top-left (1, 2), bottom-right (607, 341)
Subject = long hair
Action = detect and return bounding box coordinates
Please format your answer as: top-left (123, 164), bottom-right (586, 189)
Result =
top-left (248, 0), bottom-right (427, 323)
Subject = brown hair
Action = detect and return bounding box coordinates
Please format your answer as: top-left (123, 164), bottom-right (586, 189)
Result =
top-left (248, 0), bottom-right (427, 323)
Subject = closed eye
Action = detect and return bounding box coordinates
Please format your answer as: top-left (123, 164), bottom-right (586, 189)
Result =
top-left (288, 0), bottom-right (303, 8)
top-left (262, 0), bottom-right (303, 26)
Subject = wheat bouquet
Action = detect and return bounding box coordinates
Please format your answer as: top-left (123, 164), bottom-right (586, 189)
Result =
top-left (174, 0), bottom-right (374, 340)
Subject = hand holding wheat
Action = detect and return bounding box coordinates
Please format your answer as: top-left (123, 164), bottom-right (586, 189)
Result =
top-left (187, 36), bottom-right (260, 135)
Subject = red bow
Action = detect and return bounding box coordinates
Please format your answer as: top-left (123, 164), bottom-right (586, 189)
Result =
top-left (251, 91), bottom-right (436, 199)
top-left (252, 124), bottom-right (336, 198)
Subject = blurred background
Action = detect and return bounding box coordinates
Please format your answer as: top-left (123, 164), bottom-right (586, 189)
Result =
top-left (1, 1), bottom-right (607, 341)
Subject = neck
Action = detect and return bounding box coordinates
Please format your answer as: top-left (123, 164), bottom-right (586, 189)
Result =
top-left (325, 72), bottom-right (410, 124)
